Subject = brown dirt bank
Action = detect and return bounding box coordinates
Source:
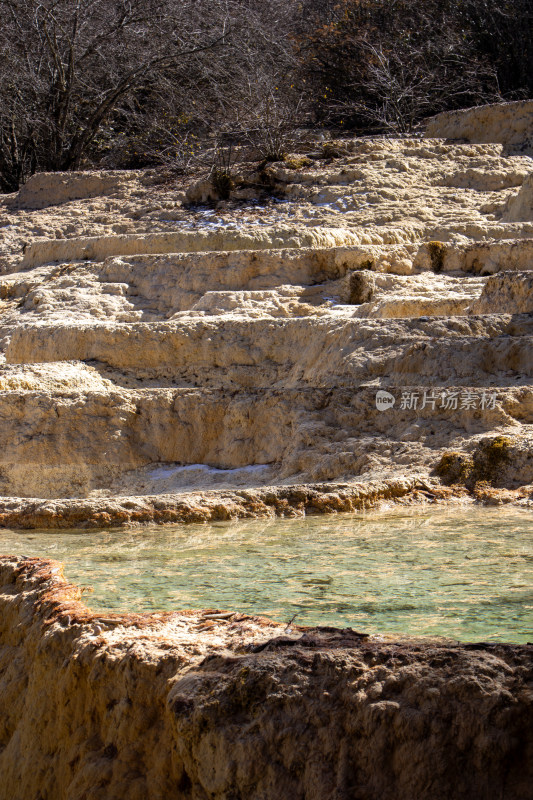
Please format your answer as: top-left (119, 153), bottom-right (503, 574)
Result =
top-left (0, 477), bottom-right (531, 530)
top-left (0, 556), bottom-right (531, 800)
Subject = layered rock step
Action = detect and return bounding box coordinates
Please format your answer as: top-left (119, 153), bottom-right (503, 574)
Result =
top-left (1, 385), bottom-right (532, 498)
top-left (5, 315), bottom-right (533, 387)
top-left (2, 243), bottom-right (532, 335)
top-left (0, 109), bottom-right (532, 521)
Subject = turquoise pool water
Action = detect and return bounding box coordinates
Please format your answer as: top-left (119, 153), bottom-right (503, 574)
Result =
top-left (1, 507), bottom-right (531, 642)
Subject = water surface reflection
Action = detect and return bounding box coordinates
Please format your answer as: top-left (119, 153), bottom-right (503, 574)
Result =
top-left (1, 506), bottom-right (531, 642)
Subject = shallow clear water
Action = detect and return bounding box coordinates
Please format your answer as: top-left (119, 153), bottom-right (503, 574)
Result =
top-left (1, 507), bottom-right (531, 642)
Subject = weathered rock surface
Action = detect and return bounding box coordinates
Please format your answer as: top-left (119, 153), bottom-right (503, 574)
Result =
top-left (504, 172), bottom-right (533, 222)
top-left (15, 169), bottom-right (159, 210)
top-left (0, 556), bottom-right (531, 800)
top-left (0, 103), bottom-right (532, 524)
top-left (0, 477), bottom-right (462, 528)
top-left (425, 100), bottom-right (533, 152)
top-left (469, 271), bottom-right (533, 315)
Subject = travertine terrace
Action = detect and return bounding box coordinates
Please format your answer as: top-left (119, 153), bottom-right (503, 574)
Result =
top-left (0, 555), bottom-right (531, 800)
top-left (0, 101), bottom-right (532, 526)
top-left (0, 102), bottom-right (532, 800)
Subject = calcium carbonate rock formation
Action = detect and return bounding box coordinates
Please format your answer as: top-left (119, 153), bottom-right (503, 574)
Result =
top-left (15, 169), bottom-right (159, 210)
top-left (0, 104), bottom-right (532, 525)
top-left (425, 100), bottom-right (533, 153)
top-left (0, 556), bottom-right (531, 800)
top-left (0, 102), bottom-right (533, 800)
top-left (504, 173), bottom-right (533, 222)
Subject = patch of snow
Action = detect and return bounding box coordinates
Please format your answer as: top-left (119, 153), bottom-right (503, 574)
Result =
top-left (148, 463), bottom-right (270, 479)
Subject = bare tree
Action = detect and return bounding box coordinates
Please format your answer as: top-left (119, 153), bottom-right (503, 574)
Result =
top-left (1, 0), bottom-right (523, 191)
top-left (327, 36), bottom-right (500, 134)
top-left (118, 0), bottom-right (305, 172)
top-left (297, 0), bottom-right (502, 133)
top-left (0, 0), bottom-right (231, 190)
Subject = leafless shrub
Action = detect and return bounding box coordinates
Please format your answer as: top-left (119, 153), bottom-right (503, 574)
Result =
top-left (327, 36), bottom-right (500, 134)
top-left (0, 0), bottom-right (261, 189)
top-left (298, 0), bottom-right (503, 133)
top-left (239, 90), bottom-right (306, 162)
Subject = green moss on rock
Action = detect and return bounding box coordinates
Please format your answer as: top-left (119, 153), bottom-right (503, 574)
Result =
top-left (211, 169), bottom-right (234, 199)
top-left (283, 156), bottom-right (313, 170)
top-left (348, 270), bottom-right (375, 304)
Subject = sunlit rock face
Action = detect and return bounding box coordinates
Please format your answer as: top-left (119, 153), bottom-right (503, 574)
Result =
top-left (0, 556), bottom-right (531, 800)
top-left (425, 99), bottom-right (533, 153)
top-left (0, 101), bottom-right (532, 525)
